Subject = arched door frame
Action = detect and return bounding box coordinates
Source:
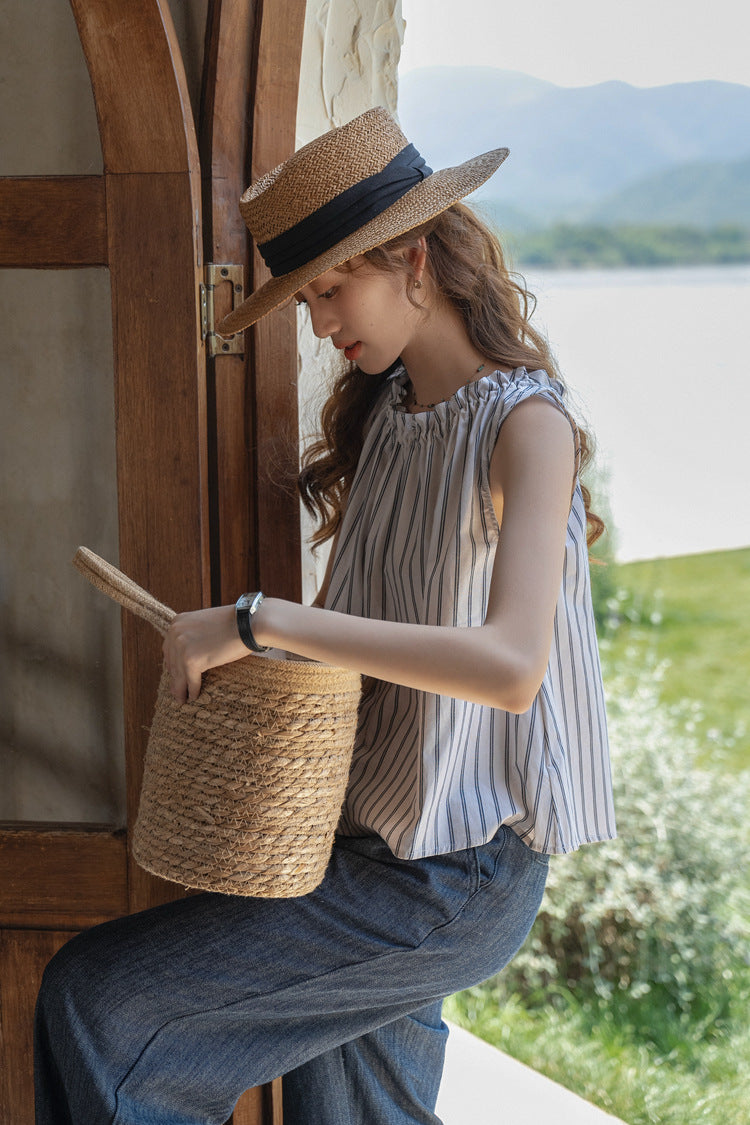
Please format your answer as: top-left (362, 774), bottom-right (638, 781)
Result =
top-left (0, 2), bottom-right (305, 1121)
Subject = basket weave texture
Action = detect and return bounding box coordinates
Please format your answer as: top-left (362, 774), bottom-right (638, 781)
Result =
top-left (74, 548), bottom-right (361, 898)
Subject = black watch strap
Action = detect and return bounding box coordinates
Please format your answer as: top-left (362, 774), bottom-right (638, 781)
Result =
top-left (235, 591), bottom-right (269, 652)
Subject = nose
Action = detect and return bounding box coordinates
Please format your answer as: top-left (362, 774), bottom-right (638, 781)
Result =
top-left (307, 301), bottom-right (339, 341)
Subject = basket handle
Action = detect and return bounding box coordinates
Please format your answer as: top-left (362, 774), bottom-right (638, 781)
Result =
top-left (73, 547), bottom-right (176, 637)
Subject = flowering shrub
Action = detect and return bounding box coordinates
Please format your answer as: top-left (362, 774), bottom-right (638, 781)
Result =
top-left (501, 664), bottom-right (750, 1026)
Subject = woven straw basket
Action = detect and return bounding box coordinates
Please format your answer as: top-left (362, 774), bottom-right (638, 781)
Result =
top-left (74, 547), bottom-right (361, 898)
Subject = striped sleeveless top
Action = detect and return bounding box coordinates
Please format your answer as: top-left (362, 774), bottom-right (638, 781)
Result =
top-left (326, 366), bottom-right (616, 857)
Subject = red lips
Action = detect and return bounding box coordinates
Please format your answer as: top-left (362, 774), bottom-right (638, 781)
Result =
top-left (342, 342), bottom-right (362, 362)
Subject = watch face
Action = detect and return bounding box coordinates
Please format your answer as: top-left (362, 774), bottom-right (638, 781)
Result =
top-left (237, 592), bottom-right (263, 614)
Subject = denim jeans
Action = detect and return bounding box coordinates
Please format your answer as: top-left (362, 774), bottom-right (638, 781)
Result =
top-left (34, 827), bottom-right (548, 1125)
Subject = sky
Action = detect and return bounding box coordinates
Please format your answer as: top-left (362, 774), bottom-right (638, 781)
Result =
top-left (399, 0), bottom-right (750, 89)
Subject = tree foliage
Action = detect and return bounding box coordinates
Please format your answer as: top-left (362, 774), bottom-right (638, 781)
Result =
top-left (509, 223), bottom-right (750, 269)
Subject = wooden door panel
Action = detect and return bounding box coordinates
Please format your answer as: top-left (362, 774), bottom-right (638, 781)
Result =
top-left (106, 167), bottom-right (210, 912)
top-left (248, 0), bottom-right (306, 604)
top-left (0, 176), bottom-right (107, 267)
top-left (200, 3), bottom-right (306, 1119)
top-left (1, 2), bottom-right (307, 1120)
top-left (199, 0), bottom-right (306, 607)
top-left (0, 827), bottom-right (127, 930)
top-left (233, 1078), bottom-right (284, 1125)
top-left (200, 0), bottom-right (260, 604)
top-left (0, 0), bottom-right (208, 1117)
top-left (0, 930), bottom-right (79, 1125)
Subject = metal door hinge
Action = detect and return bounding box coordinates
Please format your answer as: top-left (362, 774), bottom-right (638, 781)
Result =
top-left (200, 264), bottom-right (245, 356)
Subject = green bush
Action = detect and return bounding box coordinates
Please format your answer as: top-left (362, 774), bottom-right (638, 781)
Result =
top-left (495, 666), bottom-right (750, 1042)
top-left (582, 463), bottom-right (620, 635)
top-left (588, 532), bottom-right (619, 635)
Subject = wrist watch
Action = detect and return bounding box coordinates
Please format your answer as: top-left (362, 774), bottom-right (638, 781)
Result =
top-left (235, 591), bottom-right (269, 652)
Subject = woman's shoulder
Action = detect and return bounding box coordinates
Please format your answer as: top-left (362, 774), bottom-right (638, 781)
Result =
top-left (467, 366), bottom-right (567, 421)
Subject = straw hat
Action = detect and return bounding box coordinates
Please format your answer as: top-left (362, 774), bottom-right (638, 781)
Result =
top-left (217, 106), bottom-right (509, 335)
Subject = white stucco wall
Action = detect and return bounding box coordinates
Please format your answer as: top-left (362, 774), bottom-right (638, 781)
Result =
top-left (296, 1), bottom-right (405, 600)
top-left (297, 0), bottom-right (403, 144)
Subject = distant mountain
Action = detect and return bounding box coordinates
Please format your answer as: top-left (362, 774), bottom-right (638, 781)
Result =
top-left (587, 156), bottom-right (750, 227)
top-left (397, 67), bottom-right (750, 228)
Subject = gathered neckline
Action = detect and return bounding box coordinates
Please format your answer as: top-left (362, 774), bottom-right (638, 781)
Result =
top-left (387, 365), bottom-right (559, 429)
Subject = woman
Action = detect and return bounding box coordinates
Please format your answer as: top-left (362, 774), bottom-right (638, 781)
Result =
top-left (35, 106), bottom-right (615, 1125)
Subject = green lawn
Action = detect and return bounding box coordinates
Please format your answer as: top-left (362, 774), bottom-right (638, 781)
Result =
top-left (599, 546), bottom-right (750, 772)
top-left (446, 989), bottom-right (750, 1125)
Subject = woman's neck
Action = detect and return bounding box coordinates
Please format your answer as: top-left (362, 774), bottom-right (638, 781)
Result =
top-left (399, 299), bottom-right (496, 408)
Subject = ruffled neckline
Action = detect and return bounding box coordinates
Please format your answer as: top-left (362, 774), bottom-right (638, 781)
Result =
top-left (386, 364), bottom-right (562, 429)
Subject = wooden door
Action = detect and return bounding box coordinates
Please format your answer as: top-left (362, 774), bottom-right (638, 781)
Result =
top-left (0, 2), bottom-right (305, 1122)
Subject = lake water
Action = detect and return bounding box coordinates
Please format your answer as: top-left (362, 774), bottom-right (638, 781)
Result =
top-left (524, 264), bottom-right (750, 562)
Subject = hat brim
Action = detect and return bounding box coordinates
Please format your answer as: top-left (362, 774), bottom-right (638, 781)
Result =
top-left (217, 146), bottom-right (509, 336)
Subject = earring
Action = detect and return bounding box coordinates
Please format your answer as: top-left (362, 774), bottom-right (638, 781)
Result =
top-left (413, 278), bottom-right (423, 289)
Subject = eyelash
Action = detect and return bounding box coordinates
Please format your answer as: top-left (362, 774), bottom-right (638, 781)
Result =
top-left (295, 285), bottom-right (337, 308)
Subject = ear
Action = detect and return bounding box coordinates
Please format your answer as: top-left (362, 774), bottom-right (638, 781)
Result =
top-left (403, 237), bottom-right (427, 285)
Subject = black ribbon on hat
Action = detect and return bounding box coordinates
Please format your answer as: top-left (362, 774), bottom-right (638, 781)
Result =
top-left (258, 144), bottom-right (433, 278)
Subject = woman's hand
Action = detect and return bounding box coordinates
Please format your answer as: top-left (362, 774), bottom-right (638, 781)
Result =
top-left (162, 606), bottom-right (248, 702)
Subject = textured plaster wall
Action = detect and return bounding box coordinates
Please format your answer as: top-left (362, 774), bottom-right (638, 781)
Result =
top-left (296, 0), bottom-right (404, 601)
top-left (297, 0), bottom-right (403, 144)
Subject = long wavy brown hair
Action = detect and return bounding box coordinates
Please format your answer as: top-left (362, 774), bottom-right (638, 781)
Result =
top-left (298, 202), bottom-right (604, 548)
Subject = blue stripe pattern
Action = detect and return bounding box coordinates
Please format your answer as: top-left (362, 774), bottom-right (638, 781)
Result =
top-left (327, 367), bottom-right (616, 857)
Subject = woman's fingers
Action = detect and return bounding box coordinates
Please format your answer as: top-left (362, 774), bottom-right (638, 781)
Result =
top-left (167, 667), bottom-right (189, 703)
top-left (162, 606), bottom-right (246, 704)
top-left (163, 623), bottom-right (200, 702)
top-left (186, 663), bottom-right (203, 703)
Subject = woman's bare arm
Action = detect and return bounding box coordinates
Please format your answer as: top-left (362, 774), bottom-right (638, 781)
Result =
top-left (164, 397), bottom-right (575, 710)
top-left (309, 527), bottom-right (340, 608)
